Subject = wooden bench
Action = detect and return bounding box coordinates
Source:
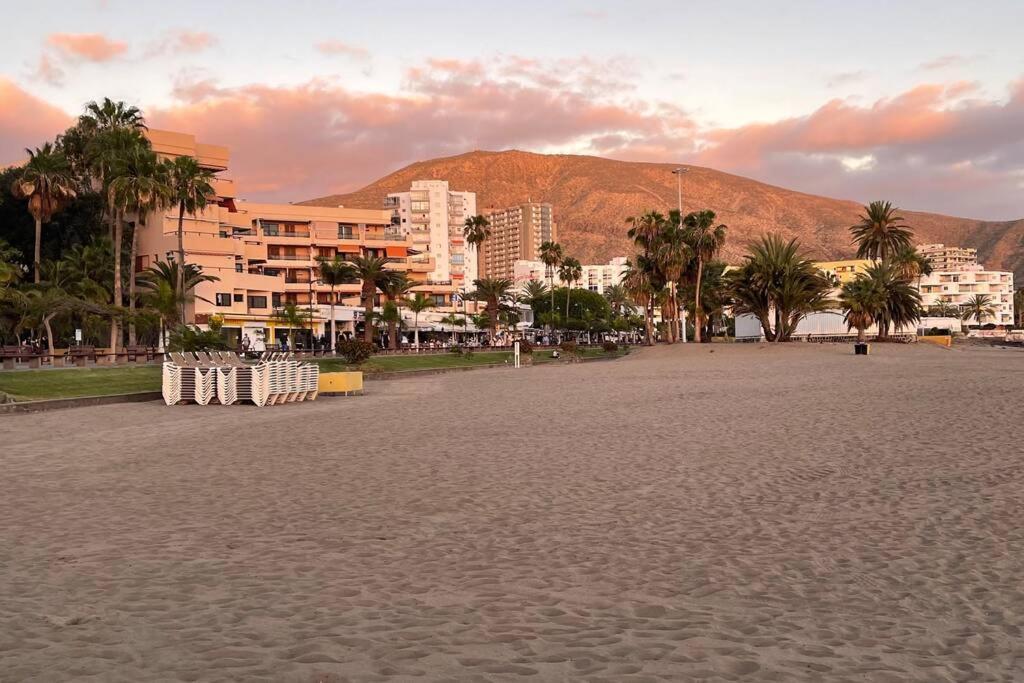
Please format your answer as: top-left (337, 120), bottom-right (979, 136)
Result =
top-left (1, 345), bottom-right (43, 370)
top-left (124, 345), bottom-right (157, 364)
top-left (67, 346), bottom-right (98, 367)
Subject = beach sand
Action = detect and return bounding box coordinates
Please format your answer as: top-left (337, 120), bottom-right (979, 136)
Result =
top-left (1, 343), bottom-right (1022, 681)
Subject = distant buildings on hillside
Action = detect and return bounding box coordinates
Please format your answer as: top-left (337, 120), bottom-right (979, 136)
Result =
top-left (916, 244), bottom-right (1014, 326)
top-left (514, 257), bottom-right (629, 295)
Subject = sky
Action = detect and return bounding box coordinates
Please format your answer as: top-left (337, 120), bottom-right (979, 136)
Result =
top-left (1, 0), bottom-right (1023, 219)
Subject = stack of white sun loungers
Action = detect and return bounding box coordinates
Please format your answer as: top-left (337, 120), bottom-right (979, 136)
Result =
top-left (162, 351), bottom-right (318, 407)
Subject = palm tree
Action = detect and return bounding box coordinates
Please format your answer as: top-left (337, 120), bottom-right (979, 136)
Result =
top-left (521, 279), bottom-right (549, 307)
top-left (110, 143), bottom-right (171, 346)
top-left (273, 302), bottom-right (313, 351)
top-left (653, 222), bottom-right (690, 342)
top-left (463, 214), bottom-right (491, 255)
top-left (558, 257), bottom-right (583, 320)
top-left (890, 245), bottom-right (932, 283)
top-left (862, 261), bottom-right (922, 338)
top-left (850, 201), bottom-right (914, 261)
top-left (0, 240), bottom-right (22, 289)
top-left (961, 293), bottom-right (996, 328)
top-left (839, 276), bottom-right (883, 342)
top-left (405, 292), bottom-right (434, 348)
top-left (80, 97), bottom-right (146, 132)
top-left (136, 261), bottom-right (218, 349)
top-left (728, 234), bottom-right (834, 341)
top-left (539, 240), bottom-right (563, 319)
top-left (380, 272), bottom-right (414, 350)
top-left (439, 312), bottom-right (463, 344)
top-left (317, 256), bottom-right (357, 352)
top-left (10, 144), bottom-right (77, 283)
top-left (347, 254), bottom-right (392, 343)
top-left (167, 156), bottom-right (215, 323)
top-left (626, 211), bottom-right (667, 341)
top-left (683, 210), bottom-right (727, 342)
top-left (929, 301), bottom-right (960, 318)
top-left (471, 277), bottom-right (514, 340)
top-left (622, 261), bottom-right (655, 345)
top-left (603, 283), bottom-right (630, 319)
top-left (679, 260), bottom-right (730, 341)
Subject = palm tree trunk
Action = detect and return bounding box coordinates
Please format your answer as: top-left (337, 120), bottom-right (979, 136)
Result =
top-left (549, 273), bottom-right (555, 328)
top-left (43, 314), bottom-right (56, 364)
top-left (128, 216), bottom-right (141, 346)
top-left (110, 211), bottom-right (123, 353)
top-left (177, 201), bottom-right (186, 325)
top-left (565, 286), bottom-right (571, 319)
top-left (33, 216), bottom-right (42, 284)
top-left (413, 311), bottom-right (420, 348)
top-left (693, 258), bottom-right (704, 343)
top-left (362, 286), bottom-right (374, 343)
top-left (329, 285), bottom-right (336, 353)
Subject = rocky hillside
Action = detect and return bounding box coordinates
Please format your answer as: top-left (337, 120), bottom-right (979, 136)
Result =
top-left (301, 150), bottom-right (1024, 280)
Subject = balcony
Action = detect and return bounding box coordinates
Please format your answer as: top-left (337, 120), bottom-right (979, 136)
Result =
top-left (266, 252), bottom-right (312, 262)
top-left (364, 230), bottom-right (407, 242)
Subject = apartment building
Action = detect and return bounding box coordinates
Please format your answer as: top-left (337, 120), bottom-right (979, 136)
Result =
top-left (814, 259), bottom-right (873, 284)
top-left (481, 203), bottom-right (556, 280)
top-left (385, 180), bottom-right (478, 291)
top-left (918, 268), bottom-right (1014, 326)
top-left (138, 130), bottom-right (454, 347)
top-left (513, 256), bottom-right (628, 295)
top-left (919, 243), bottom-right (979, 271)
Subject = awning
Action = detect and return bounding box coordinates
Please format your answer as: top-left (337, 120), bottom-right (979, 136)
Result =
top-left (337, 244), bottom-right (360, 253)
top-left (385, 246), bottom-right (407, 258)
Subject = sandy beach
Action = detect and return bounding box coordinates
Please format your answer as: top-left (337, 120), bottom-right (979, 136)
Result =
top-left (1, 343), bottom-right (1023, 681)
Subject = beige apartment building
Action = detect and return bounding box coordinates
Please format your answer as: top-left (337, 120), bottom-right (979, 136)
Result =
top-left (919, 243), bottom-right (979, 271)
top-left (481, 203), bottom-right (556, 280)
top-left (912, 243), bottom-right (1014, 326)
top-left (385, 180), bottom-right (477, 291)
top-left (138, 130), bottom-right (456, 347)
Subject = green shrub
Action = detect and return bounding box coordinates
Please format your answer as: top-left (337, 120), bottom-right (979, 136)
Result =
top-left (560, 341), bottom-right (578, 355)
top-left (168, 325), bottom-right (230, 352)
top-left (516, 339), bottom-right (533, 354)
top-left (336, 338), bottom-right (376, 364)
top-left (602, 340), bottom-right (619, 353)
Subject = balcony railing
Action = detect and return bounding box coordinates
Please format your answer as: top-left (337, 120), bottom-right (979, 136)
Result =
top-left (267, 253), bottom-right (312, 261)
top-left (264, 229), bottom-right (310, 238)
top-left (364, 231), bottom-right (406, 241)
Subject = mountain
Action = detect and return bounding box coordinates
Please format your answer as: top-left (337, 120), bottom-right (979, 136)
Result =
top-left (300, 150), bottom-right (1024, 280)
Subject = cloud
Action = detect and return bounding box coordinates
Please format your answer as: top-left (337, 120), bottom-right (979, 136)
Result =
top-left (147, 56), bottom-right (693, 201)
top-left (0, 79), bottom-right (73, 163)
top-left (46, 33), bottom-right (127, 62)
top-left (826, 70), bottom-right (866, 88)
top-left (919, 54), bottom-right (978, 71)
top-left (315, 40), bottom-right (370, 61)
top-left (146, 30), bottom-right (217, 57)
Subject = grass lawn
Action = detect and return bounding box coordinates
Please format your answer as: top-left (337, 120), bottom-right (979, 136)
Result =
top-left (0, 366), bottom-right (162, 402)
top-left (0, 348), bottom-right (628, 402)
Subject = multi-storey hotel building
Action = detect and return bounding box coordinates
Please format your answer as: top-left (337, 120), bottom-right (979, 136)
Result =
top-left (385, 180), bottom-right (477, 291)
top-left (481, 203), bottom-right (556, 280)
top-left (512, 256), bottom-right (628, 295)
top-left (137, 130), bottom-right (453, 348)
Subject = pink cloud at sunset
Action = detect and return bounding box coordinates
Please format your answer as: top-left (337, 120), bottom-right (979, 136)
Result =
top-left (46, 33), bottom-right (128, 62)
top-left (146, 30), bottom-right (217, 56)
top-left (315, 40), bottom-right (370, 61)
top-left (0, 79), bottom-right (72, 161)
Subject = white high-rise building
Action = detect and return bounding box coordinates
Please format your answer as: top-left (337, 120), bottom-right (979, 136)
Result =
top-left (513, 256), bottom-right (629, 295)
top-left (385, 180), bottom-right (478, 292)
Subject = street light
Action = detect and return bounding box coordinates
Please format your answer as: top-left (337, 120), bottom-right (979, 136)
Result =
top-left (672, 167), bottom-right (689, 343)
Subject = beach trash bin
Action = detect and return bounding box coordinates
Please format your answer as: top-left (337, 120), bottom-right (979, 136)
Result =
top-left (854, 342), bottom-right (870, 355)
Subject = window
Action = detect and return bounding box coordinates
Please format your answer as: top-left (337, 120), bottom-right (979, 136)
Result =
top-left (235, 263), bottom-right (243, 272)
top-left (248, 295), bottom-right (268, 309)
top-left (451, 254), bottom-right (464, 265)
top-left (272, 293), bottom-right (282, 308)
top-left (215, 293), bottom-right (232, 306)
top-left (433, 295), bottom-right (446, 306)
top-left (219, 230), bottom-right (228, 238)
top-left (233, 293), bottom-right (244, 303)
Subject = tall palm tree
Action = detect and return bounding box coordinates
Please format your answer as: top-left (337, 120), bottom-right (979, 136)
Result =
top-left (889, 245), bottom-right (932, 282)
top-left (136, 261), bottom-right (218, 350)
top-left (110, 143), bottom-right (171, 346)
top-left (317, 256), bottom-right (357, 352)
top-left (380, 272), bottom-right (414, 350)
top-left (539, 240), bottom-right (563, 319)
top-left (862, 261), bottom-right (922, 338)
top-left (80, 98), bottom-right (146, 132)
top-left (521, 279), bottom-right (549, 307)
top-left (929, 301), bottom-right (960, 318)
top-left (10, 144), bottom-right (77, 283)
top-left (622, 260), bottom-right (655, 345)
top-left (347, 254), bottom-right (392, 343)
top-left (471, 277), bottom-right (513, 340)
top-left (839, 276), bottom-right (883, 342)
top-left (463, 214), bottom-right (491, 255)
top-left (850, 201), bottom-right (914, 261)
top-left (683, 210), bottom-right (727, 342)
top-left (626, 211), bottom-right (667, 341)
top-left (728, 234), bottom-right (834, 342)
top-left (653, 222), bottom-right (690, 342)
top-left (558, 257), bottom-right (583, 320)
top-left (405, 292), bottom-right (434, 348)
top-left (961, 293), bottom-right (996, 328)
top-left (167, 156), bottom-right (215, 323)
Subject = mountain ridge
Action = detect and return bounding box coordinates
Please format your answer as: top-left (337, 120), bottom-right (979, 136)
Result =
top-left (299, 149), bottom-right (1024, 281)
